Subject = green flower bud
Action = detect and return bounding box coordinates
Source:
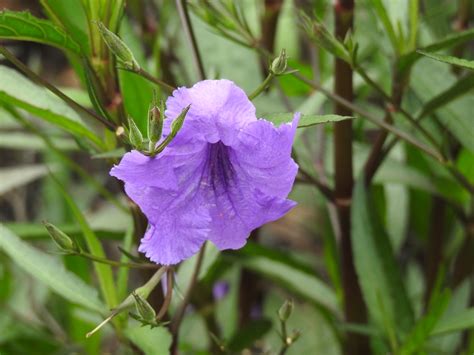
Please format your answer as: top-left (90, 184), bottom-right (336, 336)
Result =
top-left (97, 22), bottom-right (140, 71)
top-left (148, 97), bottom-right (163, 145)
top-left (170, 105), bottom-right (191, 139)
top-left (132, 292), bottom-right (156, 323)
top-left (270, 48), bottom-right (288, 75)
top-left (43, 221), bottom-right (78, 252)
top-left (278, 299), bottom-right (294, 322)
top-left (127, 116), bottom-right (143, 149)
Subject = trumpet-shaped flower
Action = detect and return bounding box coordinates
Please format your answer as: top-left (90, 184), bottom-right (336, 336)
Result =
top-left (111, 80), bottom-right (299, 265)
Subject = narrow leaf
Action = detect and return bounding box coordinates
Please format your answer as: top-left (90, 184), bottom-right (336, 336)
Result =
top-left (0, 224), bottom-right (105, 312)
top-left (400, 290), bottom-right (450, 355)
top-left (0, 66), bottom-right (102, 147)
top-left (417, 50), bottom-right (474, 71)
top-left (228, 243), bottom-right (339, 314)
top-left (417, 73), bottom-right (474, 119)
top-left (369, 0), bottom-right (399, 52)
top-left (125, 325), bottom-right (172, 355)
top-left (52, 175), bottom-right (118, 309)
top-left (398, 27), bottom-right (474, 73)
top-left (0, 11), bottom-right (80, 53)
top-left (352, 177), bottom-right (414, 338)
top-left (264, 112), bottom-right (352, 128)
top-left (431, 308), bottom-right (474, 336)
top-left (0, 164), bottom-right (50, 196)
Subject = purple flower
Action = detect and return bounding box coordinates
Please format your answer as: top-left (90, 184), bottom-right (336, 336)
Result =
top-left (111, 80), bottom-right (299, 265)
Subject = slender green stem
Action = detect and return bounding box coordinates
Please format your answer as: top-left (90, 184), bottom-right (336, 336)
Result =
top-left (130, 67), bottom-right (176, 93)
top-left (176, 0), bottom-right (206, 80)
top-left (0, 46), bottom-right (116, 132)
top-left (170, 244), bottom-right (206, 351)
top-left (75, 251), bottom-right (160, 269)
top-left (278, 320), bottom-right (289, 355)
top-left (248, 73), bottom-right (275, 100)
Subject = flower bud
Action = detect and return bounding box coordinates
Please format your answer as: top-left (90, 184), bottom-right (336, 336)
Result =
top-left (148, 98), bottom-right (163, 145)
top-left (270, 49), bottom-right (288, 75)
top-left (278, 299), bottom-right (294, 322)
top-left (97, 22), bottom-right (140, 71)
top-left (132, 292), bottom-right (156, 322)
top-left (127, 116), bottom-right (143, 149)
top-left (170, 105), bottom-right (191, 139)
top-left (43, 221), bottom-right (78, 252)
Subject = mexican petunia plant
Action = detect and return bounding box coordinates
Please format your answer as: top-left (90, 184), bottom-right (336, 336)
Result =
top-left (1, 1), bottom-right (474, 354)
top-left (111, 79), bottom-right (299, 265)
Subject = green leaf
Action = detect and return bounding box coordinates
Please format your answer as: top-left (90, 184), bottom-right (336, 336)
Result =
top-left (431, 308), bottom-right (474, 336)
top-left (411, 59), bottom-right (474, 153)
top-left (417, 73), bottom-right (474, 119)
top-left (52, 176), bottom-right (118, 309)
top-left (0, 132), bottom-right (77, 151)
top-left (352, 177), bottom-right (414, 338)
top-left (0, 66), bottom-right (102, 147)
top-left (227, 319), bottom-right (273, 351)
top-left (0, 224), bottom-right (105, 312)
top-left (228, 243), bottom-right (339, 314)
top-left (125, 325), bottom-right (172, 355)
top-left (0, 11), bottom-right (80, 53)
top-left (0, 165), bottom-right (50, 196)
top-left (417, 50), bottom-right (474, 71)
top-left (264, 113), bottom-right (352, 128)
top-left (40, 0), bottom-right (90, 55)
top-left (398, 27), bottom-right (474, 73)
top-left (400, 290), bottom-right (450, 355)
top-left (369, 0), bottom-right (400, 53)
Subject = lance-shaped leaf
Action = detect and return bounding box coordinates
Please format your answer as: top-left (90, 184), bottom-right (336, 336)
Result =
top-left (264, 113), bottom-right (352, 128)
top-left (0, 11), bottom-right (80, 53)
top-left (0, 224), bottom-right (105, 313)
top-left (352, 177), bottom-right (414, 339)
top-left (0, 66), bottom-right (102, 147)
top-left (417, 50), bottom-right (474, 71)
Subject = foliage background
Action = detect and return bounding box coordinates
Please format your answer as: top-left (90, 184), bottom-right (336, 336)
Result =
top-left (0, 0), bottom-right (473, 354)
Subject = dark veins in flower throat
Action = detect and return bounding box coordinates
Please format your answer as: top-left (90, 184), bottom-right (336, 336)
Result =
top-left (206, 141), bottom-right (236, 192)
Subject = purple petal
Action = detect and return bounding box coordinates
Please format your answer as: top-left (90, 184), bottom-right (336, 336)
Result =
top-left (110, 150), bottom-right (178, 190)
top-left (232, 113), bottom-right (300, 198)
top-left (165, 80), bottom-right (256, 145)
